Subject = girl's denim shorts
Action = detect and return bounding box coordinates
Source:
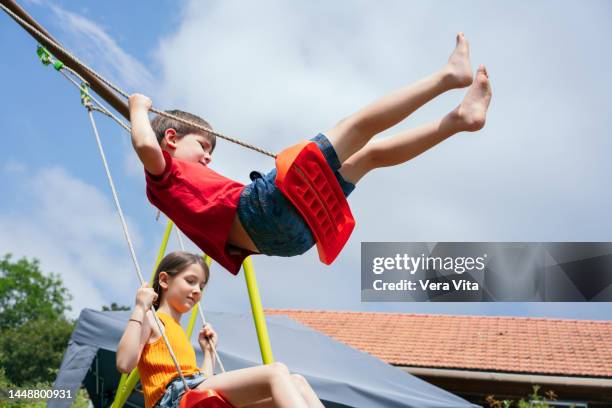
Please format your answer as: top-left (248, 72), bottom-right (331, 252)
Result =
top-left (154, 373), bottom-right (207, 408)
top-left (237, 133), bottom-right (355, 257)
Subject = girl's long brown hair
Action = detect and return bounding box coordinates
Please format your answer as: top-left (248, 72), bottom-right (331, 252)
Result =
top-left (152, 251), bottom-right (209, 309)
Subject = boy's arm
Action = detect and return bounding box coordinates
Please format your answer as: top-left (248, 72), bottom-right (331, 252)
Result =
top-left (129, 94), bottom-right (166, 176)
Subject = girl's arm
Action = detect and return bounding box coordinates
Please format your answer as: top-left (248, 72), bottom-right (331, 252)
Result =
top-left (129, 94), bottom-right (166, 176)
top-left (198, 324), bottom-right (218, 378)
top-left (116, 284), bottom-right (157, 373)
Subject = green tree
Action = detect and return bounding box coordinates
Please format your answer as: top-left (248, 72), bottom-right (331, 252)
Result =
top-left (0, 255), bottom-right (74, 386)
top-left (0, 366), bottom-right (90, 408)
top-left (0, 255), bottom-right (71, 331)
top-left (0, 318), bottom-right (74, 385)
top-left (0, 255), bottom-right (92, 406)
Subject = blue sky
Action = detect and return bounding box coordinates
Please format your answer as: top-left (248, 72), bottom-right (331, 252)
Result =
top-left (1, 0), bottom-right (611, 320)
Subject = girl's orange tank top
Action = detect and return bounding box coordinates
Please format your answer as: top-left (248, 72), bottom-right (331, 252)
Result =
top-left (138, 312), bottom-right (201, 408)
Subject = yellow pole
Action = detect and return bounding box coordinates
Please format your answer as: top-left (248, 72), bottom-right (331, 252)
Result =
top-left (242, 256), bottom-right (274, 364)
top-left (111, 220), bottom-right (174, 408)
top-left (110, 369), bottom-right (140, 408)
top-left (186, 302), bottom-right (200, 337)
top-left (150, 220), bottom-right (174, 284)
top-left (114, 374), bottom-right (127, 402)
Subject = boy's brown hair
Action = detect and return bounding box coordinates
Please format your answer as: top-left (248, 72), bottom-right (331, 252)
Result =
top-left (150, 110), bottom-right (216, 153)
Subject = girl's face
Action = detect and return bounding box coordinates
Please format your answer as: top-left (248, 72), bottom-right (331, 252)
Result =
top-left (162, 263), bottom-right (207, 313)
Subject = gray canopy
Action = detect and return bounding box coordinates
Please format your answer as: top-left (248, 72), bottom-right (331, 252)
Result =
top-left (50, 309), bottom-right (477, 408)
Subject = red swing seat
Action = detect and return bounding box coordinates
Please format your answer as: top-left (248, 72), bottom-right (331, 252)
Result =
top-left (275, 141), bottom-right (356, 264)
top-left (179, 389), bottom-right (234, 408)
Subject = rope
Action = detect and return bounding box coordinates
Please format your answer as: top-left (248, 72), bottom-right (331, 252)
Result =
top-left (0, 2), bottom-right (277, 158)
top-left (59, 65), bottom-right (131, 132)
top-left (37, 44), bottom-right (132, 133)
top-left (84, 103), bottom-right (144, 285)
top-left (84, 100), bottom-right (191, 392)
top-left (174, 228), bottom-right (227, 373)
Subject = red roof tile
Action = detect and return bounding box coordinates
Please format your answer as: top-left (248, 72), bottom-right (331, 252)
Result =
top-left (266, 309), bottom-right (612, 378)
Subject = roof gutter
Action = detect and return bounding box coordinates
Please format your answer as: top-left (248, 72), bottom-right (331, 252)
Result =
top-left (401, 366), bottom-right (612, 388)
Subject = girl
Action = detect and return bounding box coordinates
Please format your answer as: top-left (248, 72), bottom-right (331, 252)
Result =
top-left (116, 251), bottom-right (324, 408)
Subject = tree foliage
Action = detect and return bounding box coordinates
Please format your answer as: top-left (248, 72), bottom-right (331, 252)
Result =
top-left (0, 317), bottom-right (74, 385)
top-left (486, 385), bottom-right (561, 408)
top-left (0, 255), bottom-right (71, 331)
top-left (0, 367), bottom-right (90, 408)
top-left (0, 255), bottom-right (74, 386)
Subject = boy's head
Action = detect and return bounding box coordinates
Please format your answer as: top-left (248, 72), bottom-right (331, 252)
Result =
top-left (151, 110), bottom-right (216, 165)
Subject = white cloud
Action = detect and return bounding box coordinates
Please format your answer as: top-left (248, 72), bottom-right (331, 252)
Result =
top-left (0, 165), bottom-right (145, 318)
top-left (49, 4), bottom-right (154, 93)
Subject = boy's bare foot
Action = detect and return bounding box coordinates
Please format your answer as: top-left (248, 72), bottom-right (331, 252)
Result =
top-left (443, 32), bottom-right (473, 89)
top-left (452, 65), bottom-right (492, 131)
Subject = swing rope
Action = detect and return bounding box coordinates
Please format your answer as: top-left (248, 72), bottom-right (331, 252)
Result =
top-left (1, 2), bottom-right (276, 159)
top-left (60, 64), bottom-right (132, 133)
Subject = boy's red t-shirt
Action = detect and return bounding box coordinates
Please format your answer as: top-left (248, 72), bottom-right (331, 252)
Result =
top-left (145, 151), bottom-right (252, 274)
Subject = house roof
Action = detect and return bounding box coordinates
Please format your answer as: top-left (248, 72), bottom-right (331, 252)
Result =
top-left (266, 310), bottom-right (612, 378)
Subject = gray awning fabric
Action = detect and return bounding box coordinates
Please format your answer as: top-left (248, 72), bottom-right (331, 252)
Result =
top-left (51, 309), bottom-right (478, 408)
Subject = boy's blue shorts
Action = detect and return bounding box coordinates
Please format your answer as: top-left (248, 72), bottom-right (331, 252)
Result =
top-left (237, 133), bottom-right (355, 257)
top-left (154, 373), bottom-right (207, 408)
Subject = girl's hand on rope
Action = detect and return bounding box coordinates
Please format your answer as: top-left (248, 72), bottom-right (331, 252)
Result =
top-left (128, 93), bottom-right (152, 111)
top-left (135, 283), bottom-right (157, 310)
top-left (198, 323), bottom-right (218, 353)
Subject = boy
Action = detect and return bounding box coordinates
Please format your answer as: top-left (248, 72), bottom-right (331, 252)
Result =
top-left (130, 33), bottom-right (492, 275)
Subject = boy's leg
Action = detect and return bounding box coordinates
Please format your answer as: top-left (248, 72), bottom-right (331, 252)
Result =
top-left (339, 65), bottom-right (492, 184)
top-left (326, 33), bottom-right (473, 164)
